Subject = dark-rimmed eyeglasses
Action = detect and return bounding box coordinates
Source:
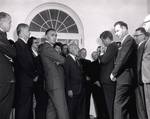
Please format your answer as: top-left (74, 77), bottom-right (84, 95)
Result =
top-left (134, 34), bottom-right (144, 37)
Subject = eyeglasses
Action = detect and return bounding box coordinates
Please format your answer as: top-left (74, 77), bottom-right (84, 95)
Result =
top-left (134, 34), bottom-right (144, 37)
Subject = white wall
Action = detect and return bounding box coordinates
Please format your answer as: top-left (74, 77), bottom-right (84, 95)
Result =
top-left (148, 0), bottom-right (150, 13)
top-left (0, 0), bottom-right (148, 59)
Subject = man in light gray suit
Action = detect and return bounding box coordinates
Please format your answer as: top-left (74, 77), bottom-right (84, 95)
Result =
top-left (39, 28), bottom-right (69, 119)
top-left (141, 35), bottom-right (150, 119)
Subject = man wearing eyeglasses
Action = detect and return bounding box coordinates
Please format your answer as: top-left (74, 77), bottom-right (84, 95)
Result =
top-left (134, 27), bottom-right (148, 119)
top-left (135, 26), bottom-right (150, 119)
top-left (134, 27), bottom-right (149, 44)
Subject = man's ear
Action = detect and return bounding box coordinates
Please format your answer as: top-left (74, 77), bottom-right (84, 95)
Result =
top-left (45, 35), bottom-right (48, 40)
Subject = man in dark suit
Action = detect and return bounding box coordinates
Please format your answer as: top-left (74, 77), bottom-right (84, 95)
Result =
top-left (27, 37), bottom-right (48, 119)
top-left (134, 27), bottom-right (149, 119)
top-left (99, 31), bottom-right (118, 119)
top-left (63, 44), bottom-right (85, 119)
top-left (110, 21), bottom-right (137, 119)
top-left (90, 51), bottom-right (107, 119)
top-left (0, 12), bottom-right (16, 119)
top-left (78, 48), bottom-right (91, 119)
top-left (15, 23), bottom-right (37, 119)
top-left (39, 28), bottom-right (69, 119)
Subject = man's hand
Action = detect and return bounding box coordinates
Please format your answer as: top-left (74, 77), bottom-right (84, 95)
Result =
top-left (100, 46), bottom-right (106, 55)
top-left (5, 55), bottom-right (13, 62)
top-left (56, 62), bottom-right (60, 65)
top-left (110, 73), bottom-right (116, 82)
top-left (94, 81), bottom-right (101, 87)
top-left (68, 90), bottom-right (73, 98)
top-left (33, 76), bottom-right (38, 82)
top-left (86, 76), bottom-right (91, 81)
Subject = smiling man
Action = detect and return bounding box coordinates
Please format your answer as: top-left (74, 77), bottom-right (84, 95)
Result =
top-left (110, 21), bottom-right (137, 119)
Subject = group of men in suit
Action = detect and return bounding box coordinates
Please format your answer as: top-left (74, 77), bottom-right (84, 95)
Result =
top-left (84, 21), bottom-right (150, 119)
top-left (0, 11), bottom-right (150, 119)
top-left (100, 21), bottom-right (150, 119)
top-left (0, 11), bottom-right (91, 119)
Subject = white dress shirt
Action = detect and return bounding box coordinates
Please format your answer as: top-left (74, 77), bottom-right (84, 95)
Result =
top-left (69, 54), bottom-right (76, 61)
top-left (19, 37), bottom-right (28, 44)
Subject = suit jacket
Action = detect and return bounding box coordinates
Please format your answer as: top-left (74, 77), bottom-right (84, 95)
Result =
top-left (39, 42), bottom-right (65, 90)
top-left (99, 42), bottom-right (118, 85)
top-left (79, 59), bottom-right (91, 85)
top-left (142, 38), bottom-right (150, 83)
top-left (15, 39), bottom-right (36, 87)
top-left (112, 35), bottom-right (137, 85)
top-left (137, 41), bottom-right (146, 84)
top-left (30, 49), bottom-right (46, 85)
top-left (79, 59), bottom-right (91, 76)
top-left (63, 55), bottom-right (83, 95)
top-left (89, 60), bottom-right (100, 84)
top-left (0, 31), bottom-right (16, 84)
top-left (135, 41), bottom-right (148, 119)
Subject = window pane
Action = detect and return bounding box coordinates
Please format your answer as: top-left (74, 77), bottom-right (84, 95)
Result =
top-left (32, 14), bottom-right (44, 26)
top-left (64, 16), bottom-right (75, 27)
top-left (29, 22), bottom-right (41, 31)
top-left (67, 25), bottom-right (78, 33)
top-left (59, 28), bottom-right (68, 33)
top-left (47, 21), bottom-right (53, 28)
top-left (58, 11), bottom-right (68, 22)
top-left (40, 10), bottom-right (50, 21)
top-left (57, 24), bottom-right (66, 32)
top-left (50, 9), bottom-right (58, 20)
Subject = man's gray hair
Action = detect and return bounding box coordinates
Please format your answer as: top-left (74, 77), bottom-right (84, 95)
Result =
top-left (68, 43), bottom-right (79, 54)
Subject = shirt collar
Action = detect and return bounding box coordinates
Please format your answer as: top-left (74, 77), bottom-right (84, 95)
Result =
top-left (19, 37), bottom-right (27, 44)
top-left (69, 54), bottom-right (76, 61)
top-left (45, 40), bottom-right (53, 46)
top-left (0, 27), bottom-right (4, 32)
top-left (138, 40), bottom-right (145, 47)
top-left (121, 34), bottom-right (130, 44)
top-left (32, 48), bottom-right (38, 57)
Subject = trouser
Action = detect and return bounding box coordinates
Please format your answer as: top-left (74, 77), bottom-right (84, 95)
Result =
top-left (102, 84), bottom-right (116, 119)
top-left (93, 84), bottom-right (108, 119)
top-left (34, 81), bottom-right (48, 119)
top-left (85, 81), bottom-right (92, 119)
top-left (114, 84), bottom-right (137, 119)
top-left (46, 88), bottom-right (69, 119)
top-left (15, 86), bottom-right (33, 119)
top-left (135, 85), bottom-right (148, 119)
top-left (144, 84), bottom-right (150, 119)
top-left (67, 89), bottom-right (86, 119)
top-left (0, 83), bottom-right (14, 119)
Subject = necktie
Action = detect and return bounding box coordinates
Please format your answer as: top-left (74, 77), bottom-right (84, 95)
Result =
top-left (75, 58), bottom-right (80, 67)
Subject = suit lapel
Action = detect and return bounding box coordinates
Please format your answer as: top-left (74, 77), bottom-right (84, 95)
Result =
top-left (68, 55), bottom-right (76, 65)
top-left (0, 31), bottom-right (10, 45)
top-left (138, 41), bottom-right (146, 72)
top-left (137, 41), bottom-right (146, 84)
top-left (68, 55), bottom-right (81, 69)
top-left (116, 35), bottom-right (130, 60)
top-left (121, 35), bottom-right (130, 46)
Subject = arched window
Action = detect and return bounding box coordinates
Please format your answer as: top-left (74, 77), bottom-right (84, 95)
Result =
top-left (25, 2), bottom-right (84, 47)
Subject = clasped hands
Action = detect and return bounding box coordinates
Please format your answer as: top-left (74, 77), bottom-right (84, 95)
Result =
top-left (110, 73), bottom-right (116, 82)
